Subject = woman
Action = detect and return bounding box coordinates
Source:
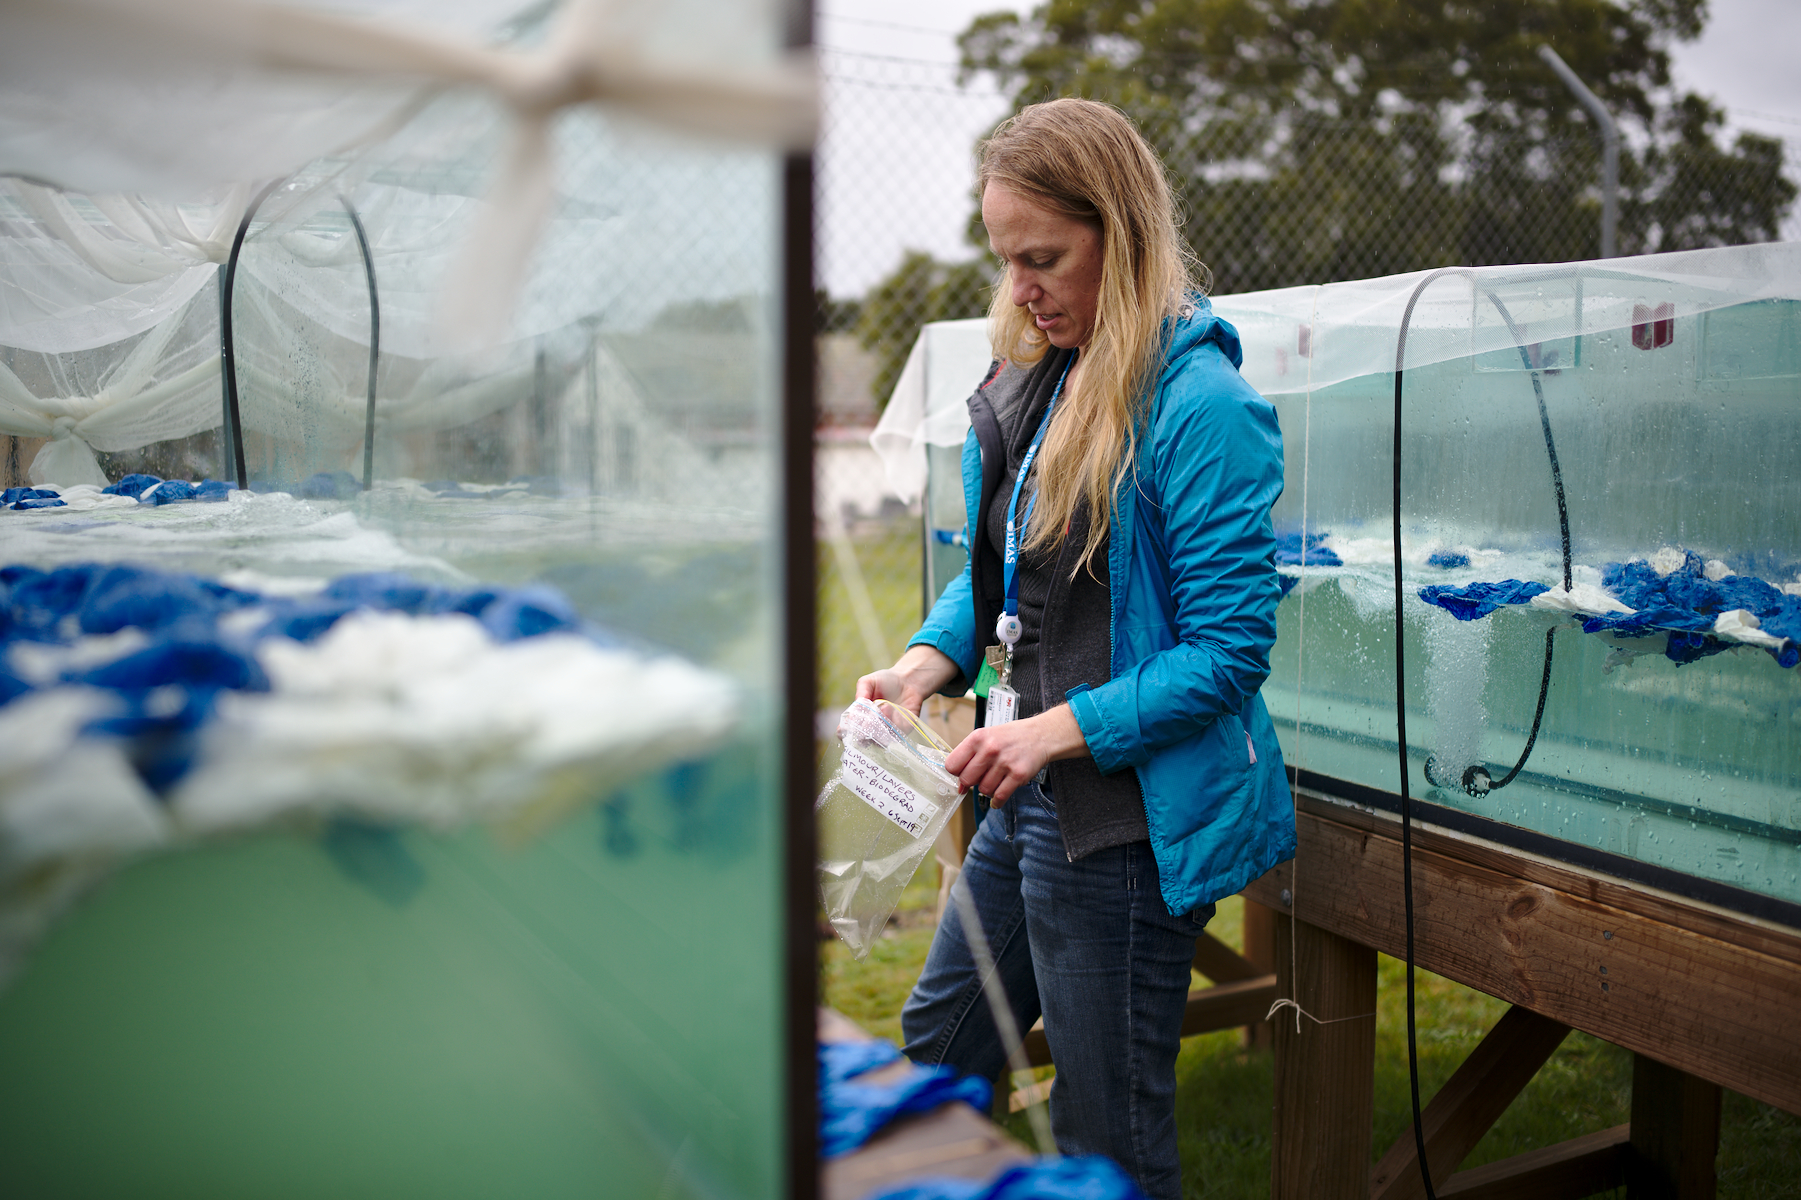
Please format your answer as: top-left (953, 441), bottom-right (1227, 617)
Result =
top-left (854, 98), bottom-right (1293, 1198)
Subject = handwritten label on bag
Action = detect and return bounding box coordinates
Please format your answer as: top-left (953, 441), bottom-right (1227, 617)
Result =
top-left (842, 746), bottom-right (941, 838)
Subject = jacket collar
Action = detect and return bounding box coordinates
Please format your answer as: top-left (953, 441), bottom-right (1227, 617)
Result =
top-left (1163, 294), bottom-right (1242, 372)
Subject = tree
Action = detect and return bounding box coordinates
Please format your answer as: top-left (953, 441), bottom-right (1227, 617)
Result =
top-left (815, 288), bottom-right (863, 334)
top-left (956, 0), bottom-right (1794, 292)
top-left (1633, 94), bottom-right (1797, 252)
top-left (856, 251), bottom-right (994, 410)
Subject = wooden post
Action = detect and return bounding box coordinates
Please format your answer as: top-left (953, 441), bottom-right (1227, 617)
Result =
top-left (1628, 1054), bottom-right (1721, 1199)
top-left (1245, 794), bottom-right (1801, 1116)
top-left (1242, 898), bottom-right (1277, 1050)
top-left (1271, 913), bottom-right (1376, 1200)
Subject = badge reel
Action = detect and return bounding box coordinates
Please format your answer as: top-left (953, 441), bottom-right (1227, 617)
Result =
top-left (987, 613), bottom-right (1024, 726)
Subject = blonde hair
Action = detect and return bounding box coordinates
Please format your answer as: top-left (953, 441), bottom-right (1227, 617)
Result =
top-left (978, 98), bottom-right (1202, 574)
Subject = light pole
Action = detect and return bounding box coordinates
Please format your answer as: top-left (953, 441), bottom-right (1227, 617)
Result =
top-left (1538, 44), bottom-right (1619, 259)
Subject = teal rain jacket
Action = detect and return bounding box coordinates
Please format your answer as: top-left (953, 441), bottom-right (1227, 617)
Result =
top-left (908, 300), bottom-right (1294, 915)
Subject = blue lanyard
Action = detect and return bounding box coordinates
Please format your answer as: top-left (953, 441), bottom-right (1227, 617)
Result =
top-left (1000, 357), bottom-right (1073, 634)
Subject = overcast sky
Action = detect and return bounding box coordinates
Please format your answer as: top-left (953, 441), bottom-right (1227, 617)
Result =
top-left (814, 0), bottom-right (1801, 298)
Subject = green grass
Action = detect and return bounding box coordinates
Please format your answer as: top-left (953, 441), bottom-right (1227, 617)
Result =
top-left (821, 888), bottom-right (1801, 1199)
top-left (817, 519), bottom-right (925, 713)
top-left (819, 868), bottom-right (942, 1047)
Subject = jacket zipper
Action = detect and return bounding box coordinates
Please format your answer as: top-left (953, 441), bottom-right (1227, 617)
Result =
top-left (1115, 440), bottom-right (1150, 860)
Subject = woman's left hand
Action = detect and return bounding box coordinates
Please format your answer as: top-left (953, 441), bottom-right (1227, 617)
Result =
top-left (945, 704), bottom-right (1089, 805)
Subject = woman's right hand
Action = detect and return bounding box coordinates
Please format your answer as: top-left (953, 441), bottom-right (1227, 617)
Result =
top-left (854, 645), bottom-right (961, 716)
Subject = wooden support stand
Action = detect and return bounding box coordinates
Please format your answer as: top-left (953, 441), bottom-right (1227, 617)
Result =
top-left (1367, 1004), bottom-right (1617, 1200)
top-left (1271, 914), bottom-right (1376, 1200)
top-left (1432, 1125), bottom-right (1630, 1200)
top-left (923, 696), bottom-right (978, 927)
top-left (1355, 1018), bottom-right (1722, 1200)
top-left (1249, 786), bottom-right (1783, 1200)
top-left (1245, 789), bottom-right (1801, 1114)
top-left (1242, 898), bottom-right (1278, 1049)
top-left (1627, 1055), bottom-right (1721, 1200)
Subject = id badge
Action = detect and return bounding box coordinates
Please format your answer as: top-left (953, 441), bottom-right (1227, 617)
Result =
top-left (986, 681), bottom-right (1020, 726)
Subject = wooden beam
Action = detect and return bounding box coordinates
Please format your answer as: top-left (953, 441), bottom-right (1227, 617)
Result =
top-left (1271, 917), bottom-right (1376, 1200)
top-left (1192, 929), bottom-right (1264, 984)
top-left (1242, 793), bottom-right (1801, 1115)
top-left (1276, 790), bottom-right (1801, 967)
top-left (1021, 975), bottom-right (1279, 1067)
top-left (1242, 898), bottom-right (1278, 1050)
top-left (1181, 974), bottom-right (1279, 1037)
top-left (1435, 1124), bottom-right (1629, 1200)
top-left (1370, 1005), bottom-right (1572, 1200)
top-left (1628, 1054), bottom-right (1721, 1199)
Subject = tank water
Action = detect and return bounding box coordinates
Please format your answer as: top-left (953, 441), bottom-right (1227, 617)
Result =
top-left (1220, 260), bottom-right (1801, 907)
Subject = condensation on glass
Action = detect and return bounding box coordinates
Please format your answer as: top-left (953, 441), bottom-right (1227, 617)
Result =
top-left (1217, 245), bottom-right (1801, 910)
top-left (886, 247), bottom-right (1799, 916)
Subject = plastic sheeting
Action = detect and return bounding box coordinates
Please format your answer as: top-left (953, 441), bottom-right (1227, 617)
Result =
top-left (2, 88), bottom-right (782, 484)
top-left (869, 317), bottom-right (991, 505)
top-left (1216, 244), bottom-right (1801, 397)
top-left (0, 179), bottom-right (235, 354)
top-left (0, 0), bottom-right (814, 344)
top-left (0, 0), bottom-right (822, 485)
top-left (0, 286), bottom-right (224, 486)
top-left (868, 243), bottom-right (1801, 505)
top-left (227, 267), bottom-right (557, 473)
top-left (0, 181), bottom-right (580, 486)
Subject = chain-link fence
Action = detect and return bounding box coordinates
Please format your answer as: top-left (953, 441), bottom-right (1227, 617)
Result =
top-left (812, 44), bottom-right (1801, 711)
top-left (813, 50), bottom-right (1005, 712)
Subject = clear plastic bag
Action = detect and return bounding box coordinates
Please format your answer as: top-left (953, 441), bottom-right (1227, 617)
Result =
top-left (816, 698), bottom-right (965, 958)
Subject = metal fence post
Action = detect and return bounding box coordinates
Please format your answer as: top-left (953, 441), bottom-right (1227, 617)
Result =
top-left (1539, 45), bottom-right (1620, 259)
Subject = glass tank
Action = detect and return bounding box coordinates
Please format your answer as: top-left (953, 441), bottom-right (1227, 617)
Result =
top-left (0, 6), bottom-right (802, 1197)
top-left (885, 246), bottom-right (1798, 917)
top-left (1213, 244), bottom-right (1801, 913)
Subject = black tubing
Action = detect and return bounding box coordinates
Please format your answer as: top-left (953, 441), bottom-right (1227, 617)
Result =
top-left (342, 197), bottom-right (381, 491)
top-left (219, 179), bottom-right (284, 491)
top-left (1443, 627), bottom-right (1557, 798)
top-left (1388, 264), bottom-right (1577, 1200)
top-left (1392, 266), bottom-right (1453, 1200)
top-left (1494, 628), bottom-right (1559, 790)
top-left (1481, 289), bottom-right (1574, 593)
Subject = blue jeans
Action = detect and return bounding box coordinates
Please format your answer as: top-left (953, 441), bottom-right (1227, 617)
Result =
top-left (900, 783), bottom-right (1214, 1200)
